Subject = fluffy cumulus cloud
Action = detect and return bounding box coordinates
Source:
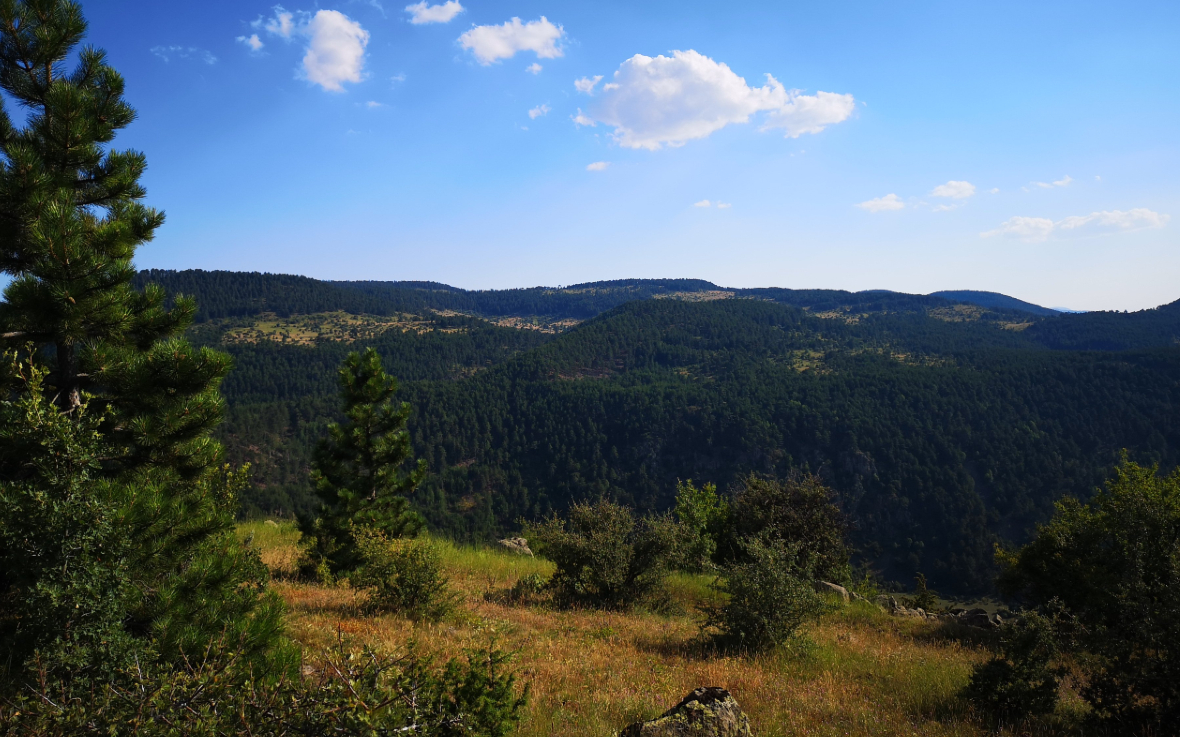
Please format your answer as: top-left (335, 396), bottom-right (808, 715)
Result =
top-left (459, 17), bottom-right (563, 65)
top-left (983, 208), bottom-right (1170, 242)
top-left (930, 180), bottom-right (976, 199)
top-left (528, 104), bottom-right (550, 119)
top-left (254, 7), bottom-right (369, 91)
top-left (856, 194), bottom-right (904, 212)
top-left (526, 63), bottom-right (542, 74)
top-left (694, 200), bottom-right (713, 208)
top-left (405, 1), bottom-right (464, 25)
top-left (586, 161), bottom-right (610, 171)
top-left (580, 50), bottom-right (854, 150)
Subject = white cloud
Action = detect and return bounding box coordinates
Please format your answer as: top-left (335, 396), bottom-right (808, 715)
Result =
top-left (989, 188), bottom-right (1000, 194)
top-left (694, 200), bottom-right (712, 208)
top-left (301, 11), bottom-right (369, 91)
top-left (717, 202), bottom-right (732, 209)
top-left (581, 50), bottom-right (854, 150)
top-left (856, 194), bottom-right (904, 212)
top-left (528, 104), bottom-right (550, 119)
top-left (575, 75), bottom-right (603, 94)
top-left (366, 100), bottom-right (384, 108)
top-left (526, 63), bottom-right (542, 74)
top-left (572, 108), bottom-right (595, 127)
top-left (391, 72), bottom-right (407, 83)
top-left (586, 161), bottom-right (610, 171)
top-left (151, 46), bottom-right (217, 65)
top-left (255, 7), bottom-right (298, 38)
top-left (405, 1), bottom-right (464, 24)
top-left (237, 34), bottom-right (265, 52)
top-left (1028, 175), bottom-right (1073, 190)
top-left (982, 208), bottom-right (1169, 242)
top-left (459, 17), bottom-right (564, 65)
top-left (930, 180), bottom-right (976, 199)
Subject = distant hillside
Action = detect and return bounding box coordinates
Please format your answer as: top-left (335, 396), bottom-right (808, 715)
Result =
top-left (930, 290), bottom-right (1059, 316)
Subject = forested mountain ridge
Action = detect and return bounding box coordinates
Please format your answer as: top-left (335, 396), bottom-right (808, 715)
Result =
top-left (132, 270), bottom-right (1180, 593)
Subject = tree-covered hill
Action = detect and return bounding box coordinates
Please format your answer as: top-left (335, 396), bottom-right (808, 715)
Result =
top-left (930, 289), bottom-right (1060, 316)
top-left (170, 271), bottom-right (1180, 593)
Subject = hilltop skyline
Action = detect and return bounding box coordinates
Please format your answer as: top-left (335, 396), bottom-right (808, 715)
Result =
top-left (71, 0), bottom-right (1180, 310)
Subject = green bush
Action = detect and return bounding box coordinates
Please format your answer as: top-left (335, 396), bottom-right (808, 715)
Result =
top-left (905, 573), bottom-right (940, 613)
top-left (997, 459), bottom-right (1180, 729)
top-left (529, 500), bottom-right (680, 609)
top-left (353, 527), bottom-right (456, 620)
top-left (962, 611), bottom-right (1065, 721)
top-left (672, 480), bottom-right (730, 572)
top-left (0, 637), bottom-right (527, 737)
top-left (725, 473), bottom-right (850, 583)
top-left (704, 535), bottom-right (828, 652)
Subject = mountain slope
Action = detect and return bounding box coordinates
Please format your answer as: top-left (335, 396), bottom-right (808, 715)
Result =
top-left (930, 290), bottom-right (1059, 316)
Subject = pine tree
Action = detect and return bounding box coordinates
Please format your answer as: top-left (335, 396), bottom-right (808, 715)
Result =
top-left (301, 347), bottom-right (426, 576)
top-left (0, 0), bottom-right (294, 689)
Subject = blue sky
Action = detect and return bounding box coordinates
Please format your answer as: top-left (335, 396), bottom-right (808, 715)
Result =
top-left (79, 0), bottom-right (1179, 310)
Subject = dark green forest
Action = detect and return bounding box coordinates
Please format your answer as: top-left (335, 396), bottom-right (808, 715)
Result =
top-left (145, 270), bottom-right (1180, 593)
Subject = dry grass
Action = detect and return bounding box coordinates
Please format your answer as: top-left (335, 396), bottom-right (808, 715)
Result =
top-left (240, 521), bottom-right (1078, 737)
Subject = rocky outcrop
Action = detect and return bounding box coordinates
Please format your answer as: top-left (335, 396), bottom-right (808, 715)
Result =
top-left (814, 581), bottom-right (850, 602)
top-left (620, 687), bottom-right (752, 737)
top-left (497, 537), bottom-right (533, 556)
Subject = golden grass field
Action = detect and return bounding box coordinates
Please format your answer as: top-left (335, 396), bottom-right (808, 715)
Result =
top-left (237, 520), bottom-right (1082, 737)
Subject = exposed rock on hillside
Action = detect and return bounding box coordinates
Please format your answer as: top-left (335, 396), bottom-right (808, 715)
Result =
top-left (620, 687), bottom-right (752, 737)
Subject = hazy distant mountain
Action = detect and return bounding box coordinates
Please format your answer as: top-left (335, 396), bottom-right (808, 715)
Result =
top-left (930, 290), bottom-right (1059, 316)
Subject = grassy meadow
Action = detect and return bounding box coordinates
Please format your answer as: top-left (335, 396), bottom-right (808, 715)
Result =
top-left (237, 520), bottom-right (1082, 737)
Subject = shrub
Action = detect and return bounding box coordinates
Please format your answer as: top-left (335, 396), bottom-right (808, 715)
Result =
top-left (529, 500), bottom-right (680, 609)
top-left (725, 473), bottom-right (850, 583)
top-left (906, 573), bottom-right (940, 612)
top-left (962, 611), bottom-right (1065, 720)
top-left (704, 535), bottom-right (828, 652)
top-left (997, 458), bottom-right (1180, 729)
top-left (353, 527), bottom-right (456, 620)
top-left (672, 480), bottom-right (730, 572)
top-left (0, 636), bottom-right (527, 737)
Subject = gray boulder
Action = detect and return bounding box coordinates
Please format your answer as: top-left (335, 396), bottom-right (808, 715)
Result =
top-left (814, 581), bottom-right (850, 602)
top-left (620, 687), bottom-right (752, 737)
top-left (497, 537), bottom-right (533, 556)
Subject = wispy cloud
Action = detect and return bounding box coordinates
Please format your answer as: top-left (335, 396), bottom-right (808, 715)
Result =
top-left (586, 161), bottom-right (610, 171)
top-left (151, 46), bottom-right (217, 64)
top-left (405, 1), bottom-right (464, 25)
top-left (856, 194), bottom-right (904, 212)
top-left (694, 200), bottom-right (713, 208)
top-left (526, 63), bottom-right (542, 75)
top-left (982, 208), bottom-right (1169, 242)
top-left (575, 75), bottom-right (603, 94)
top-left (1025, 175), bottom-right (1072, 191)
top-left (459, 17), bottom-right (564, 65)
top-left (237, 34), bottom-right (264, 52)
top-left (528, 104), bottom-right (550, 119)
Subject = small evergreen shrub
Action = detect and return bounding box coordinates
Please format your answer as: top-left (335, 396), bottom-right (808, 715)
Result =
top-left (962, 611), bottom-right (1065, 720)
top-left (529, 500), bottom-right (680, 609)
top-left (354, 527), bottom-right (456, 620)
top-left (704, 536), bottom-right (827, 652)
top-left (905, 573), bottom-right (940, 612)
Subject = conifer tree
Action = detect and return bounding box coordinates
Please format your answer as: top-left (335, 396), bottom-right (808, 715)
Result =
top-left (0, 0), bottom-right (294, 688)
top-left (301, 347), bottom-right (426, 575)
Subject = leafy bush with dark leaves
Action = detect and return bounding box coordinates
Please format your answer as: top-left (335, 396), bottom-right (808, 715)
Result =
top-left (529, 500), bottom-right (680, 609)
top-left (725, 473), bottom-right (850, 583)
top-left (962, 611), bottom-right (1066, 720)
top-left (354, 527), bottom-right (456, 620)
top-left (1, 637), bottom-right (526, 737)
top-left (704, 535), bottom-right (828, 652)
top-left (997, 459), bottom-right (1180, 729)
top-left (673, 480), bottom-right (730, 572)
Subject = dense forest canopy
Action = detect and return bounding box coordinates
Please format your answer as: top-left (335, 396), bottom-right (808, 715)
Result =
top-left (136, 269), bottom-right (1180, 593)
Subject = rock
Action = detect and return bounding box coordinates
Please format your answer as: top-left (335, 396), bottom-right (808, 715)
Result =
top-left (850, 592), bottom-right (867, 603)
top-left (814, 581), bottom-right (850, 602)
top-left (620, 687), bottom-right (752, 737)
top-left (497, 537), bottom-right (533, 556)
top-left (875, 594), bottom-right (898, 610)
top-left (963, 612), bottom-right (999, 630)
